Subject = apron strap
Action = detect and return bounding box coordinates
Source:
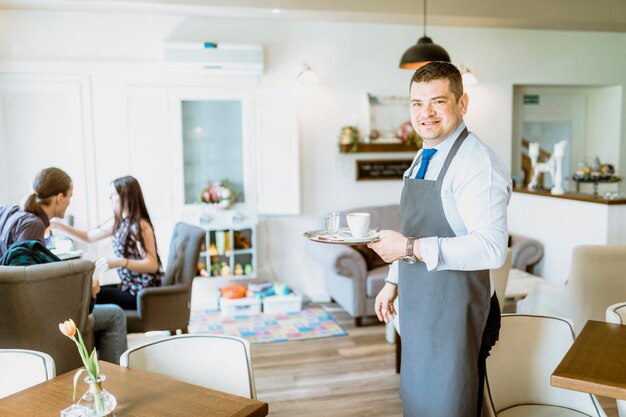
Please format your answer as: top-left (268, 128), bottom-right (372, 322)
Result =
top-left (436, 127), bottom-right (469, 183)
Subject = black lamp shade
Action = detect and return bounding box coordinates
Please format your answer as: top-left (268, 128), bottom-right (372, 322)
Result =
top-left (399, 36), bottom-right (451, 70)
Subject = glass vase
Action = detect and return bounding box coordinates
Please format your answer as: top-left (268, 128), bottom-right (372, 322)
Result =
top-left (77, 375), bottom-right (117, 417)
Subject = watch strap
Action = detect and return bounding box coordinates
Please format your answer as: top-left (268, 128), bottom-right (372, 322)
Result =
top-left (405, 237), bottom-right (416, 258)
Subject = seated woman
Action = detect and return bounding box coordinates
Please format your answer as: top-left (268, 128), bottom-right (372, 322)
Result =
top-left (52, 176), bottom-right (162, 310)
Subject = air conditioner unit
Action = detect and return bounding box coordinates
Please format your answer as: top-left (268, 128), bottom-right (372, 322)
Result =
top-left (161, 42), bottom-right (264, 75)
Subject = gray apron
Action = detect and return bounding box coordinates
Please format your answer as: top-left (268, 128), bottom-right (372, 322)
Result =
top-left (398, 128), bottom-right (491, 417)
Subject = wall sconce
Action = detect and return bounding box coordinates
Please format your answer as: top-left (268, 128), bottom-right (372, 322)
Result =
top-left (460, 65), bottom-right (478, 85)
top-left (297, 63), bottom-right (318, 84)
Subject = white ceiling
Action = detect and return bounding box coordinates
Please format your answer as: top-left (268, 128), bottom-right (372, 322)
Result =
top-left (1, 0), bottom-right (626, 33)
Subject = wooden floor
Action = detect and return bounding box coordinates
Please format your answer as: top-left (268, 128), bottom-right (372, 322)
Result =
top-left (251, 303), bottom-right (619, 417)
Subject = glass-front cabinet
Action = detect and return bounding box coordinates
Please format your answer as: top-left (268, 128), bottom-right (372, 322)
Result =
top-left (181, 100), bottom-right (245, 205)
top-left (176, 94), bottom-right (257, 280)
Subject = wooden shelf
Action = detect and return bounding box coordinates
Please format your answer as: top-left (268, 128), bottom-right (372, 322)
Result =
top-left (339, 142), bottom-right (420, 153)
top-left (513, 188), bottom-right (626, 205)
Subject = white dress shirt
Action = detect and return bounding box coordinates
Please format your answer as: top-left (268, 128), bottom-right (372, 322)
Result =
top-left (386, 122), bottom-right (512, 296)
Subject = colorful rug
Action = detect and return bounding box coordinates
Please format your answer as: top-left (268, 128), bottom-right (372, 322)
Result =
top-left (189, 306), bottom-right (347, 343)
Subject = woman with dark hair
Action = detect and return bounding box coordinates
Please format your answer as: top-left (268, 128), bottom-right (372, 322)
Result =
top-left (0, 167), bottom-right (73, 257)
top-left (52, 175), bottom-right (162, 310)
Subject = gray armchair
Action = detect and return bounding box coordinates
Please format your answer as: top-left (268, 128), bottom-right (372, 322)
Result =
top-left (125, 222), bottom-right (205, 334)
top-left (306, 205), bottom-right (400, 326)
top-left (0, 260), bottom-right (95, 374)
top-left (510, 234), bottom-right (544, 273)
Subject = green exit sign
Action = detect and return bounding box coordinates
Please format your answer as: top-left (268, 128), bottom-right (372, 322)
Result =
top-left (523, 94), bottom-right (540, 105)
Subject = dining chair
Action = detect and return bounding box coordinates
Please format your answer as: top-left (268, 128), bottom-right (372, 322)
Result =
top-left (0, 349), bottom-right (55, 398)
top-left (606, 302), bottom-right (626, 417)
top-left (120, 334), bottom-right (256, 399)
top-left (484, 314), bottom-right (607, 417)
top-left (517, 245), bottom-right (626, 334)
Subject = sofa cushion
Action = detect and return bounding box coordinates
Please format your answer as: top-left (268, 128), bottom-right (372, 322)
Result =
top-left (366, 265), bottom-right (389, 297)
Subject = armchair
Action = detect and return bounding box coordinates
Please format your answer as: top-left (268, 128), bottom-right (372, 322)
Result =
top-left (306, 205), bottom-right (400, 326)
top-left (125, 222), bottom-right (205, 334)
top-left (0, 260), bottom-right (95, 374)
top-left (510, 234), bottom-right (543, 273)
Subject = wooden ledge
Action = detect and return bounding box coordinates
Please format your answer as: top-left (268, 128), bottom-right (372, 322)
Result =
top-left (513, 188), bottom-right (626, 205)
top-left (339, 143), bottom-right (419, 153)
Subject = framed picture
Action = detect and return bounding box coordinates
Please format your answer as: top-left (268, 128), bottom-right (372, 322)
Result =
top-left (356, 159), bottom-right (413, 181)
top-left (367, 94), bottom-right (410, 142)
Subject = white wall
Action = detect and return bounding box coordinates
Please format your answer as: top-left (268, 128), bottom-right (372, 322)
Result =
top-left (1, 10), bottom-right (625, 299)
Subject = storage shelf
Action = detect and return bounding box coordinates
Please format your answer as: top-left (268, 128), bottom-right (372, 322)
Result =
top-left (339, 142), bottom-right (420, 153)
top-left (199, 223), bottom-right (257, 280)
top-left (202, 273), bottom-right (257, 280)
top-left (233, 248), bottom-right (254, 255)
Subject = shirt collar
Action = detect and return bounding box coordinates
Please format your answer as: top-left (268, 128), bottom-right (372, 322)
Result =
top-left (431, 122), bottom-right (466, 154)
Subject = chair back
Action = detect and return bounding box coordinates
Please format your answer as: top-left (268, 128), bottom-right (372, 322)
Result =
top-left (120, 334), bottom-right (256, 399)
top-left (562, 245), bottom-right (626, 331)
top-left (0, 349), bottom-right (55, 398)
top-left (0, 260), bottom-right (94, 374)
top-left (161, 222), bottom-right (206, 287)
top-left (490, 248), bottom-right (512, 311)
top-left (484, 314), bottom-right (606, 417)
top-left (606, 302), bottom-right (626, 324)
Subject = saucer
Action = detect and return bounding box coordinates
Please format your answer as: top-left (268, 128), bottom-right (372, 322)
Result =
top-left (304, 227), bottom-right (380, 245)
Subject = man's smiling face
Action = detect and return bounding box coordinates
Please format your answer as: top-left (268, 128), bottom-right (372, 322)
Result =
top-left (410, 78), bottom-right (468, 147)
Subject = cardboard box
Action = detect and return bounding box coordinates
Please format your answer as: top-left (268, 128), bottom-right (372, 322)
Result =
top-left (263, 294), bottom-right (303, 314)
top-left (190, 278), bottom-right (220, 311)
top-left (220, 296), bottom-right (261, 315)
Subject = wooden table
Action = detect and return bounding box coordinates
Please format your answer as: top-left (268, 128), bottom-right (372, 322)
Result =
top-left (552, 320), bottom-right (626, 400)
top-left (0, 361), bottom-right (269, 416)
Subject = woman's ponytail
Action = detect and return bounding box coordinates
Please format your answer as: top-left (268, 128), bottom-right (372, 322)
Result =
top-left (22, 168), bottom-right (72, 215)
top-left (23, 192), bottom-right (39, 215)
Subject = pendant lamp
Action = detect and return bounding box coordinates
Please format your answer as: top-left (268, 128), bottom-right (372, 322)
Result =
top-left (399, 0), bottom-right (450, 69)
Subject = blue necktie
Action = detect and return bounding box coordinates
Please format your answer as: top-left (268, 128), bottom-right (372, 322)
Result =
top-left (415, 148), bottom-right (438, 179)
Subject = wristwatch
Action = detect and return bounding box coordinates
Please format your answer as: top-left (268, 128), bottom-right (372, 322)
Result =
top-left (402, 237), bottom-right (417, 264)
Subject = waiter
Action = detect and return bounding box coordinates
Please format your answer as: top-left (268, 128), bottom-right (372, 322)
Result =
top-left (368, 61), bottom-right (511, 417)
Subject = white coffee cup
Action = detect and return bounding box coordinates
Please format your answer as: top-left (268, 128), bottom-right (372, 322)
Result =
top-left (346, 212), bottom-right (370, 239)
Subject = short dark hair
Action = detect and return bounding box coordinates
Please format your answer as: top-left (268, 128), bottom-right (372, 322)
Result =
top-left (410, 61), bottom-right (464, 102)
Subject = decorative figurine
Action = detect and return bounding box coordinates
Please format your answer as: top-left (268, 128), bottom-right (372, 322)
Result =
top-left (527, 140), bottom-right (568, 195)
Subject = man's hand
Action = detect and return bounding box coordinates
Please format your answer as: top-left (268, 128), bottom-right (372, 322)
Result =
top-left (367, 230), bottom-right (408, 263)
top-left (375, 282), bottom-right (398, 323)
